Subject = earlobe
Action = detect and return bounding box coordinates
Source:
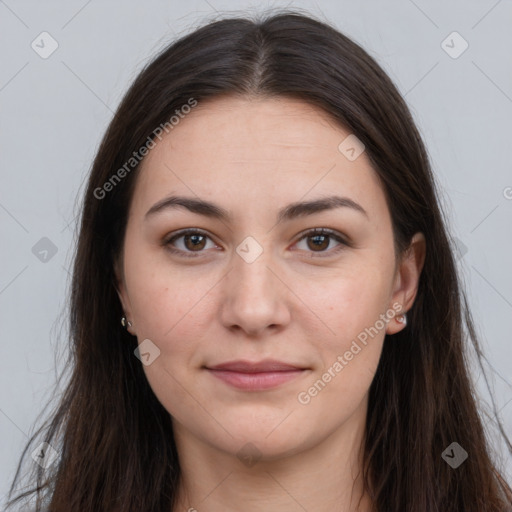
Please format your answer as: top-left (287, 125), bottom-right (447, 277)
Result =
top-left (386, 232), bottom-right (426, 335)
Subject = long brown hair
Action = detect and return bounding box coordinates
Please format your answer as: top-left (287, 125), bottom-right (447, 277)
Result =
top-left (7, 10), bottom-right (512, 512)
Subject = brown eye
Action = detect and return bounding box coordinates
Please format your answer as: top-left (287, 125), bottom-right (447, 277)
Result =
top-left (183, 233), bottom-right (207, 251)
top-left (294, 228), bottom-right (347, 257)
top-left (307, 233), bottom-right (330, 251)
top-left (164, 229), bottom-right (217, 258)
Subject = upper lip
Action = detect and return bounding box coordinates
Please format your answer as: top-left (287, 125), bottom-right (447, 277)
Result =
top-left (206, 359), bottom-right (306, 373)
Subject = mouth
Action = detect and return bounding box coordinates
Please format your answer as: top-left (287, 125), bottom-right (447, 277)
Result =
top-left (204, 359), bottom-right (309, 391)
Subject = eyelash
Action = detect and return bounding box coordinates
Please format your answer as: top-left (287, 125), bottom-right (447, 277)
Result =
top-left (163, 228), bottom-right (348, 259)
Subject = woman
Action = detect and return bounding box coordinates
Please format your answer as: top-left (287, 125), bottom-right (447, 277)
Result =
top-left (7, 10), bottom-right (512, 512)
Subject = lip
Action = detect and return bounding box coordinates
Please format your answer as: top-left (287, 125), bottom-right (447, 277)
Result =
top-left (205, 359), bottom-right (308, 391)
top-left (208, 359), bottom-right (305, 373)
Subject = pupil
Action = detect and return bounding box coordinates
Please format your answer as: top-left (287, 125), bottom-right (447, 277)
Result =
top-left (310, 235), bottom-right (328, 250)
top-left (186, 234), bottom-right (205, 250)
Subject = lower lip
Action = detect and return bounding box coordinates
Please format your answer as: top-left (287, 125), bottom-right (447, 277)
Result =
top-left (207, 369), bottom-right (306, 390)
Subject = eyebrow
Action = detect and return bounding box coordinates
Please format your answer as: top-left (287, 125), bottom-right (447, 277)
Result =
top-left (144, 194), bottom-right (369, 223)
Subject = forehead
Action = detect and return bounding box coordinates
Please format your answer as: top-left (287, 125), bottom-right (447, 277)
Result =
top-left (129, 95), bottom-right (387, 222)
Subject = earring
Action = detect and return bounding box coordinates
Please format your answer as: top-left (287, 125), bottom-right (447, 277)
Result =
top-left (396, 313), bottom-right (407, 326)
top-left (121, 316), bottom-right (132, 329)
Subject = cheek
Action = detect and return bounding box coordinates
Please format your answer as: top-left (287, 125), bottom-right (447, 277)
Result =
top-left (127, 269), bottom-right (212, 419)
top-left (293, 260), bottom-right (393, 410)
top-left (124, 247), bottom-right (216, 341)
top-left (296, 276), bottom-right (388, 415)
top-left (300, 261), bottom-right (394, 348)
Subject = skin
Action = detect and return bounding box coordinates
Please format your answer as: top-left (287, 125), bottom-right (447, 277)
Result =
top-left (114, 95), bottom-right (426, 512)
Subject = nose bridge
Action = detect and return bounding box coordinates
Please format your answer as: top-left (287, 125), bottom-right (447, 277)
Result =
top-left (220, 237), bottom-right (289, 334)
top-left (231, 239), bottom-right (278, 304)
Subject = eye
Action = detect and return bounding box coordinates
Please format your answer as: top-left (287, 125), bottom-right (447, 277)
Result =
top-left (293, 228), bottom-right (348, 257)
top-left (163, 229), bottom-right (218, 258)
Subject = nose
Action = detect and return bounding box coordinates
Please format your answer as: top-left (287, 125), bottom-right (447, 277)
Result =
top-left (219, 246), bottom-right (291, 337)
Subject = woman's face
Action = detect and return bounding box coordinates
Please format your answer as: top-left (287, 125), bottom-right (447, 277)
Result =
top-left (115, 95), bottom-right (424, 461)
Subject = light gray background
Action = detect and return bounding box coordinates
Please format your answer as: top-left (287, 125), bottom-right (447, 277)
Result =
top-left (1, 0), bottom-right (511, 504)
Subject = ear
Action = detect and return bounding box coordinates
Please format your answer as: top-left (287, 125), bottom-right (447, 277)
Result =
top-left (386, 232), bottom-right (426, 335)
top-left (113, 254), bottom-right (136, 336)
